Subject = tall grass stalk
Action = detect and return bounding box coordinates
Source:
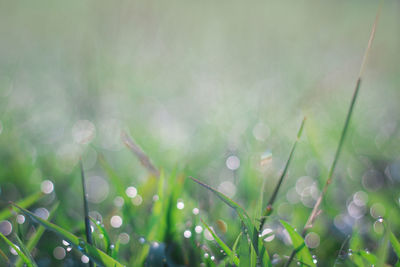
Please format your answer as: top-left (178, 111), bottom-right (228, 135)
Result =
top-left (284, 3), bottom-right (382, 266)
top-left (80, 160), bottom-right (94, 267)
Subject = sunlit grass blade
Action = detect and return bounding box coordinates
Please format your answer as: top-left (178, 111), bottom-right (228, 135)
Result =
top-left (80, 160), bottom-right (94, 267)
top-left (0, 232), bottom-right (35, 267)
top-left (12, 204), bottom-right (124, 267)
top-left (0, 192), bottom-right (43, 221)
top-left (121, 130), bottom-right (160, 177)
top-left (201, 218), bottom-right (240, 266)
top-left (259, 117), bottom-right (306, 232)
top-left (15, 202), bottom-right (59, 267)
top-left (188, 176), bottom-right (258, 251)
top-left (89, 217), bottom-right (111, 255)
top-left (280, 220), bottom-right (315, 267)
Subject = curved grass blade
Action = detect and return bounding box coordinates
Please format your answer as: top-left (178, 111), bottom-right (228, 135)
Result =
top-left (89, 217), bottom-right (111, 255)
top-left (188, 177), bottom-right (258, 250)
top-left (13, 234), bottom-right (38, 267)
top-left (121, 131), bottom-right (160, 178)
top-left (280, 220), bottom-right (315, 267)
top-left (80, 160), bottom-right (94, 267)
top-left (0, 192), bottom-right (43, 221)
top-left (201, 219), bottom-right (240, 266)
top-left (12, 204), bottom-right (124, 267)
top-left (0, 232), bottom-right (35, 267)
top-left (0, 247), bottom-right (9, 264)
top-left (15, 202), bottom-right (59, 267)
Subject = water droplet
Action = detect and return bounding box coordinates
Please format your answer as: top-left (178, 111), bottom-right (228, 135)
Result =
top-left (16, 215), bottom-right (25, 224)
top-left (204, 253), bottom-right (209, 258)
top-left (81, 255), bottom-right (90, 263)
top-left (110, 244), bottom-right (115, 250)
top-left (66, 246), bottom-right (72, 252)
top-left (125, 186), bottom-right (137, 198)
top-left (110, 215), bottom-right (123, 228)
top-left (41, 180), bottom-right (54, 194)
top-left (365, 248), bottom-right (370, 254)
top-left (177, 200), bottom-right (185, 210)
top-left (312, 255), bottom-right (318, 264)
top-left (210, 256), bottom-right (215, 261)
top-left (192, 208), bottom-right (199, 215)
top-left (348, 249), bottom-right (353, 256)
top-left (78, 240), bottom-right (86, 251)
top-left (184, 230), bottom-right (192, 238)
top-left (226, 155), bottom-right (240, 170)
top-left (53, 246), bottom-right (66, 260)
top-left (195, 225), bottom-right (203, 234)
top-left (377, 216), bottom-right (384, 223)
top-left (139, 237), bottom-right (146, 244)
top-left (0, 220), bottom-right (13, 236)
top-left (62, 240), bottom-right (70, 246)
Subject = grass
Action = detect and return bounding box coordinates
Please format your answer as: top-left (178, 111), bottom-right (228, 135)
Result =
top-left (0, 1), bottom-right (399, 267)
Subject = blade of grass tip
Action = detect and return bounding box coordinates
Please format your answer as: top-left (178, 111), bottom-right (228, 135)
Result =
top-left (188, 176), bottom-right (258, 251)
top-left (0, 232), bottom-right (34, 267)
top-left (121, 130), bottom-right (160, 178)
top-left (80, 160), bottom-right (94, 267)
top-left (285, 3), bottom-right (382, 266)
top-left (0, 191), bottom-right (43, 221)
top-left (15, 202), bottom-right (59, 267)
top-left (201, 219), bottom-right (240, 266)
top-left (14, 234), bottom-right (38, 267)
top-left (12, 203), bottom-right (124, 267)
top-left (259, 117), bottom-right (306, 233)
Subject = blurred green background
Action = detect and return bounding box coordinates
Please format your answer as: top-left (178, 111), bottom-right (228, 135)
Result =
top-left (0, 0), bottom-right (399, 266)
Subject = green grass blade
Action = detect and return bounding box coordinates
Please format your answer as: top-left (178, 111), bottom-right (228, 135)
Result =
top-left (13, 234), bottom-right (38, 267)
top-left (188, 176), bottom-right (258, 251)
top-left (0, 192), bottom-right (43, 221)
top-left (0, 232), bottom-right (34, 267)
top-left (201, 218), bottom-right (240, 266)
top-left (389, 230), bottom-right (400, 258)
top-left (280, 220), bottom-right (315, 267)
top-left (12, 204), bottom-right (124, 267)
top-left (15, 202), bottom-right (59, 267)
top-left (80, 160), bottom-right (94, 267)
top-left (89, 217), bottom-right (111, 255)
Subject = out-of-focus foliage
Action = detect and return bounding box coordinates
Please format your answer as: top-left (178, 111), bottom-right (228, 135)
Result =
top-left (0, 0), bottom-right (399, 266)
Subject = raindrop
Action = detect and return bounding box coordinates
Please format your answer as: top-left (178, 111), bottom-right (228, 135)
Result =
top-left (184, 230), bottom-right (192, 238)
top-left (192, 208), bottom-right (199, 215)
top-left (348, 249), bottom-right (353, 256)
top-left (312, 255), bottom-right (318, 264)
top-left (10, 245), bottom-right (19, 255)
top-left (195, 225), bottom-right (203, 234)
top-left (114, 196), bottom-right (124, 207)
top-left (259, 228), bottom-right (275, 242)
top-left (41, 180), bottom-right (54, 194)
top-left (217, 181), bottom-right (236, 198)
top-left (119, 233), bottom-right (130, 244)
top-left (210, 256), bottom-right (215, 261)
top-left (125, 186), bottom-right (137, 198)
top-left (110, 244), bottom-right (115, 250)
top-left (62, 240), bottom-right (70, 246)
top-left (226, 155), bottom-right (240, 171)
top-left (177, 200), bottom-right (185, 210)
top-left (139, 237), bottom-right (146, 244)
top-left (0, 220), bottom-right (13, 236)
top-left (305, 232), bottom-right (320, 248)
top-left (53, 246), bottom-right (66, 260)
top-left (34, 208), bottom-right (50, 220)
top-left (132, 195), bottom-right (143, 206)
top-left (110, 215), bottom-right (123, 228)
top-left (81, 255), bottom-right (89, 263)
top-left (204, 228), bottom-right (214, 241)
top-left (78, 239), bottom-right (86, 251)
top-left (66, 247), bottom-right (72, 252)
top-left (377, 216), bottom-right (384, 223)
top-left (16, 215), bottom-right (25, 224)
top-left (204, 253), bottom-right (209, 258)
top-left (153, 195), bottom-right (159, 201)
